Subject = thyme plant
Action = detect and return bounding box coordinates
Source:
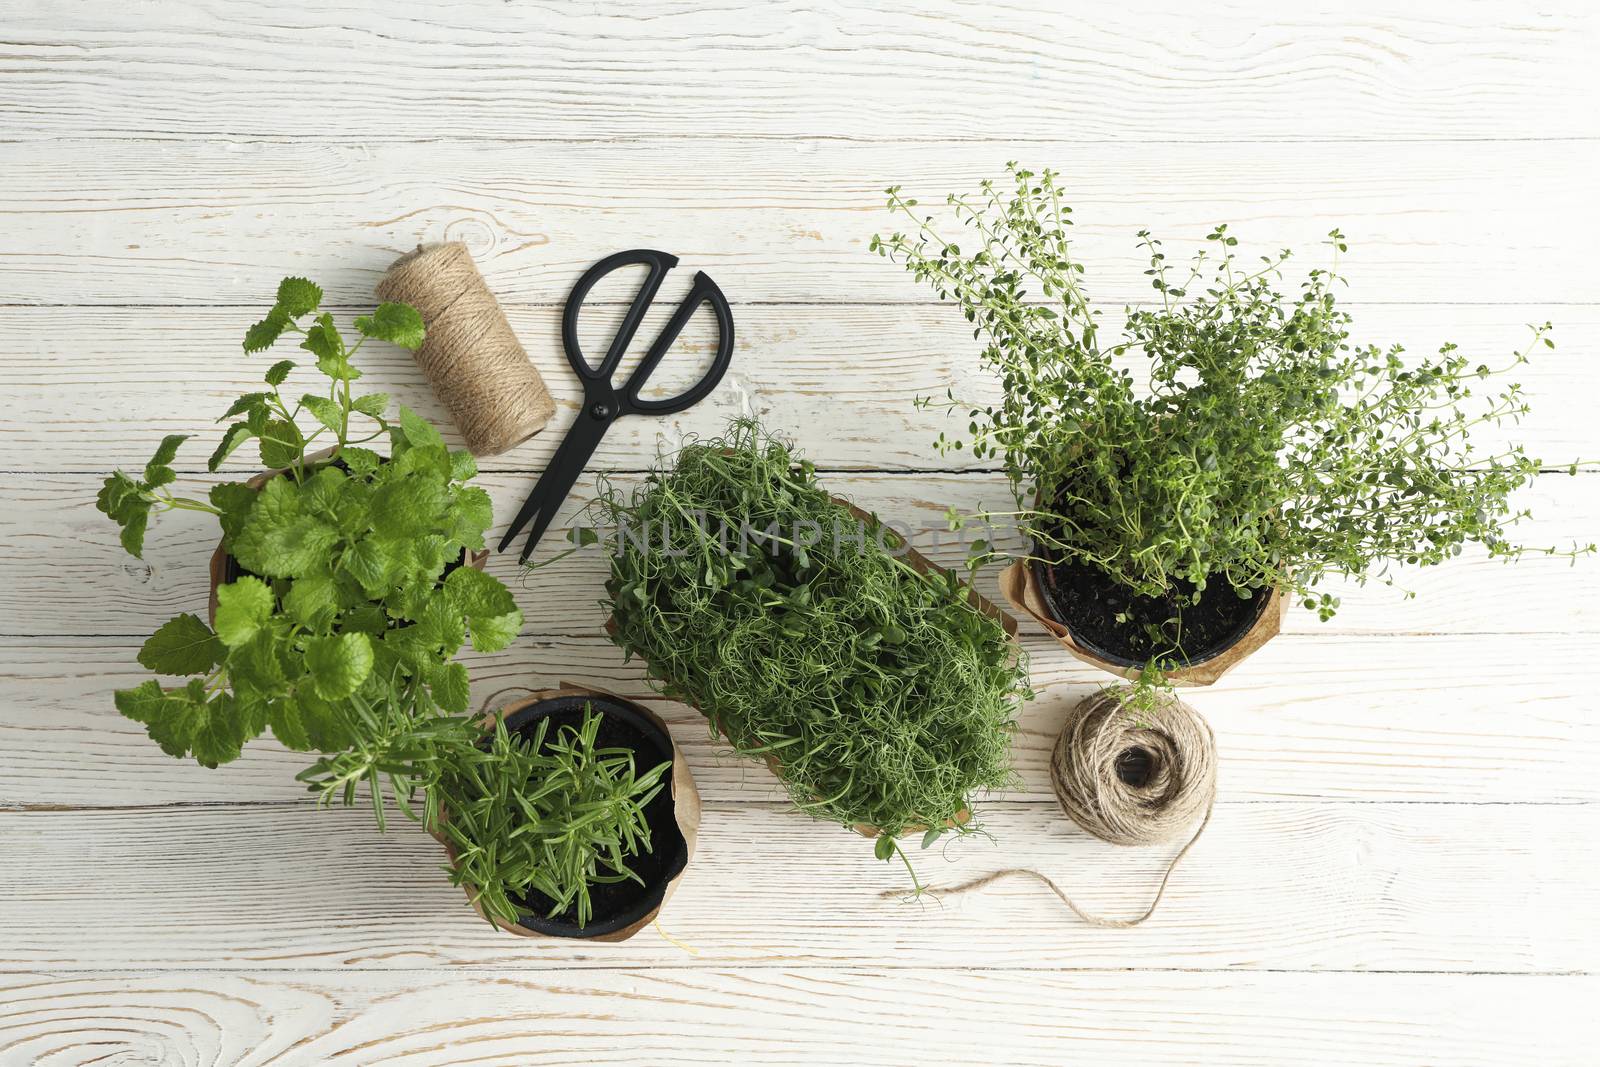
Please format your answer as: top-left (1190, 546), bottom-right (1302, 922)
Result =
top-left (872, 163), bottom-right (1589, 633)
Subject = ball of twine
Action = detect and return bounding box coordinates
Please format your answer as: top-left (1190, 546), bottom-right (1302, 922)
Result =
top-left (1051, 685), bottom-right (1216, 846)
top-left (376, 242), bottom-right (555, 457)
top-left (896, 685), bottom-right (1216, 927)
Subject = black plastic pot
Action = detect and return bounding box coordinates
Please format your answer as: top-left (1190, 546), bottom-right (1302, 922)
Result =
top-left (468, 691), bottom-right (694, 941)
top-left (1028, 554), bottom-right (1273, 670)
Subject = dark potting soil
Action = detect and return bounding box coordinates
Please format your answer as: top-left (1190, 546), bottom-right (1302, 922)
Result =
top-left (1032, 555), bottom-right (1271, 668)
top-left (500, 697), bottom-right (685, 935)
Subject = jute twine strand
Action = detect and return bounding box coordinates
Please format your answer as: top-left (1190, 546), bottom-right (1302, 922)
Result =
top-left (376, 243), bottom-right (555, 457)
top-left (900, 686), bottom-right (1216, 927)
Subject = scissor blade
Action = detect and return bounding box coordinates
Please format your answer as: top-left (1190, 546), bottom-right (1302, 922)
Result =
top-left (498, 413), bottom-right (610, 563)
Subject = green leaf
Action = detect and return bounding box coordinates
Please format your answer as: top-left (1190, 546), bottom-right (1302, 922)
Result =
top-left (355, 302), bottom-right (426, 350)
top-left (874, 835), bottom-right (896, 861)
top-left (340, 447), bottom-right (382, 477)
top-left (448, 449), bottom-right (477, 482)
top-left (230, 479), bottom-right (341, 579)
top-left (264, 360), bottom-right (296, 387)
top-left (218, 393), bottom-right (270, 422)
top-left (137, 614), bottom-right (224, 675)
top-left (397, 406), bottom-right (444, 449)
top-left (208, 423), bottom-right (255, 472)
top-left (417, 596), bottom-right (465, 655)
top-left (341, 538), bottom-right (397, 598)
top-left (370, 476), bottom-right (448, 537)
top-left (300, 312), bottom-right (342, 362)
top-left (351, 392), bottom-right (390, 419)
top-left (209, 481), bottom-right (258, 542)
top-left (114, 679), bottom-right (174, 726)
top-left (119, 507), bottom-right (150, 558)
top-left (283, 572), bottom-right (339, 630)
top-left (300, 393), bottom-right (344, 433)
top-left (303, 632), bottom-right (375, 700)
top-left (267, 699), bottom-right (314, 751)
top-left (443, 566), bottom-right (517, 617)
top-left (144, 434), bottom-right (189, 480)
top-left (96, 471), bottom-right (144, 523)
top-left (190, 691), bottom-right (250, 768)
top-left (448, 485), bottom-right (494, 549)
top-left (114, 680), bottom-right (252, 767)
top-left (244, 306), bottom-right (290, 353)
top-left (230, 628), bottom-right (290, 695)
top-left (431, 661), bottom-right (470, 714)
top-left (213, 576), bottom-right (275, 648)
top-left (258, 418), bottom-right (304, 469)
top-left (467, 608), bottom-right (522, 652)
top-left (276, 276), bottom-right (323, 318)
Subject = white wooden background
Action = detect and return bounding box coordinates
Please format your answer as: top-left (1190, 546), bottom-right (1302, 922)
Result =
top-left (2, 2), bottom-right (1598, 1064)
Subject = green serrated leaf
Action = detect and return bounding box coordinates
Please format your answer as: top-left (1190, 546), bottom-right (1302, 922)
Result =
top-left (96, 471), bottom-right (144, 523)
top-left (300, 312), bottom-right (341, 362)
top-left (467, 608), bottom-right (522, 652)
top-left (397, 406), bottom-right (445, 449)
top-left (208, 423), bottom-right (255, 472)
top-left (283, 572), bottom-right (339, 630)
top-left (303, 632), bottom-right (374, 700)
top-left (443, 567), bottom-right (517, 617)
top-left (218, 393), bottom-right (270, 422)
top-left (230, 628), bottom-right (290, 695)
top-left (355, 302), bottom-right (426, 350)
top-left (230, 478), bottom-right (341, 578)
top-left (119, 507), bottom-right (150, 558)
top-left (267, 699), bottom-right (314, 751)
top-left (351, 392), bottom-right (389, 419)
top-left (244, 306), bottom-right (290, 353)
top-left (370, 475), bottom-right (448, 537)
top-left (143, 465), bottom-right (176, 490)
top-left (417, 596), bottom-right (466, 656)
top-left (137, 613), bottom-right (224, 675)
top-left (341, 538), bottom-right (396, 598)
top-left (431, 661), bottom-right (470, 714)
top-left (258, 418), bottom-right (304, 469)
top-left (300, 393), bottom-right (344, 433)
top-left (213, 576), bottom-right (275, 648)
top-left (190, 691), bottom-right (250, 768)
top-left (340, 446), bottom-right (382, 477)
top-left (144, 434), bottom-right (189, 480)
top-left (264, 360), bottom-right (296, 387)
top-left (209, 481), bottom-right (258, 542)
top-left (448, 449), bottom-right (477, 482)
top-left (448, 485), bottom-right (494, 549)
top-left (276, 276), bottom-right (323, 318)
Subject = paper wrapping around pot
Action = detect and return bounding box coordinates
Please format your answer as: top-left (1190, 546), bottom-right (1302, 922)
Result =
top-left (205, 447), bottom-right (488, 623)
top-left (606, 495), bottom-right (1020, 839)
top-left (432, 684), bottom-right (701, 943)
top-left (998, 560), bottom-right (1285, 687)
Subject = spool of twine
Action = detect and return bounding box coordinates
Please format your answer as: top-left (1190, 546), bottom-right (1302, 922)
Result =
top-left (376, 243), bottom-right (555, 456)
top-left (895, 686), bottom-right (1216, 927)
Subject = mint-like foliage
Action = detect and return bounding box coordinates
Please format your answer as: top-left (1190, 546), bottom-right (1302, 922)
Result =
top-left (98, 278), bottom-right (522, 770)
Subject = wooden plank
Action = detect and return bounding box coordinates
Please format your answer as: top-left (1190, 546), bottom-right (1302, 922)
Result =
top-left (1, 800), bottom-right (1595, 973)
top-left (4, 631), bottom-right (1597, 809)
top-left (7, 470), bottom-right (1596, 638)
top-left (3, 1), bottom-right (1596, 142)
top-left (3, 304), bottom-right (1593, 474)
top-left (0, 969), bottom-right (1593, 1066)
top-left (1, 139), bottom-right (1597, 306)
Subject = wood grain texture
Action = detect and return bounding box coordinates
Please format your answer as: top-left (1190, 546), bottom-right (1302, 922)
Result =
top-left (2, 138), bottom-right (1597, 306)
top-left (3, 0), bottom-right (1597, 142)
top-left (2, 969), bottom-right (1594, 1067)
top-left (2, 800), bottom-right (1596, 972)
top-left (5, 630), bottom-right (1596, 809)
top-left (9, 470), bottom-right (1595, 639)
top-left (3, 304), bottom-right (1593, 473)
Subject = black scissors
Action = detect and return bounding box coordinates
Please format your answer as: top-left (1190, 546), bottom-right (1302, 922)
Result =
top-left (498, 248), bottom-right (735, 563)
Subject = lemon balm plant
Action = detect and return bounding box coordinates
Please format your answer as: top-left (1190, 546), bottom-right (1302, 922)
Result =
top-left (873, 164), bottom-right (1590, 683)
top-left (98, 277), bottom-right (521, 767)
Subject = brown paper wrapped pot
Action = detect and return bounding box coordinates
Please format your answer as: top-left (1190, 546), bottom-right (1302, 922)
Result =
top-left (998, 560), bottom-right (1284, 687)
top-left (433, 685), bottom-right (700, 942)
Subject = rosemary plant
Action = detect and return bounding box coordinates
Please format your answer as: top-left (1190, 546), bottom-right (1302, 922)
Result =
top-left (589, 419), bottom-right (1027, 879)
